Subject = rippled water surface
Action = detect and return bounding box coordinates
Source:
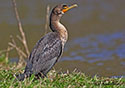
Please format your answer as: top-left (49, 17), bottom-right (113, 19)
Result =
top-left (0, 0), bottom-right (125, 77)
top-left (56, 32), bottom-right (125, 77)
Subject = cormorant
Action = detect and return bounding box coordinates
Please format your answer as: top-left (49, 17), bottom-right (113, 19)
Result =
top-left (16, 4), bottom-right (77, 81)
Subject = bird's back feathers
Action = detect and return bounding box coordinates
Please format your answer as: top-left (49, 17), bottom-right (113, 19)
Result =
top-left (24, 32), bottom-right (63, 77)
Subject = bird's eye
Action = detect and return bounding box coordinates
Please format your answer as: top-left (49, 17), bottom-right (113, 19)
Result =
top-left (63, 5), bottom-right (68, 9)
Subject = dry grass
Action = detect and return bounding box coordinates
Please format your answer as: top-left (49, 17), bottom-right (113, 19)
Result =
top-left (0, 0), bottom-right (50, 68)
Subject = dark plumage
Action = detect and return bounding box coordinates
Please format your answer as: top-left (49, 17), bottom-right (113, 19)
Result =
top-left (16, 4), bottom-right (77, 81)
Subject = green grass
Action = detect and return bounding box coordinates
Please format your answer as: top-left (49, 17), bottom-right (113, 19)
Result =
top-left (0, 55), bottom-right (125, 88)
top-left (0, 65), bottom-right (125, 88)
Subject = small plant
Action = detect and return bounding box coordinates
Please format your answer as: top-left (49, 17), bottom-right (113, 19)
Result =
top-left (0, 54), bottom-right (5, 62)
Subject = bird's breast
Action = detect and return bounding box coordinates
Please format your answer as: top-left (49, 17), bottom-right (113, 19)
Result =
top-left (50, 21), bottom-right (68, 46)
top-left (56, 22), bottom-right (68, 46)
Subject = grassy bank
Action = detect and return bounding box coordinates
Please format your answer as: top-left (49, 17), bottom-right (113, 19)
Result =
top-left (0, 64), bottom-right (125, 88)
top-left (0, 55), bottom-right (124, 88)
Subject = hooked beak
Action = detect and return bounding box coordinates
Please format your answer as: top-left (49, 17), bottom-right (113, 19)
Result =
top-left (62, 4), bottom-right (78, 13)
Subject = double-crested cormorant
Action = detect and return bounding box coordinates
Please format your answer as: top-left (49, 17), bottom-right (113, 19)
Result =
top-left (16, 4), bottom-right (77, 81)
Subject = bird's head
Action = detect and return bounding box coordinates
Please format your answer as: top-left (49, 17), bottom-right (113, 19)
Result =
top-left (50, 4), bottom-right (77, 31)
top-left (51, 4), bottom-right (78, 17)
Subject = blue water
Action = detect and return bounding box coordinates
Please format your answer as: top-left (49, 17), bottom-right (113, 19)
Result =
top-left (63, 31), bottom-right (125, 62)
top-left (61, 31), bottom-right (125, 77)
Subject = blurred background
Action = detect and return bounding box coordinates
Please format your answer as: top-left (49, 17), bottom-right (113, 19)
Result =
top-left (0, 0), bottom-right (125, 77)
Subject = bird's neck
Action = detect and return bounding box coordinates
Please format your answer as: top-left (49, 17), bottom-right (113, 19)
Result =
top-left (49, 15), bottom-right (68, 44)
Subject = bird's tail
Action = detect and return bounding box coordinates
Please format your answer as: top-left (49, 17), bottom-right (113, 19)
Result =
top-left (15, 73), bottom-right (26, 81)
